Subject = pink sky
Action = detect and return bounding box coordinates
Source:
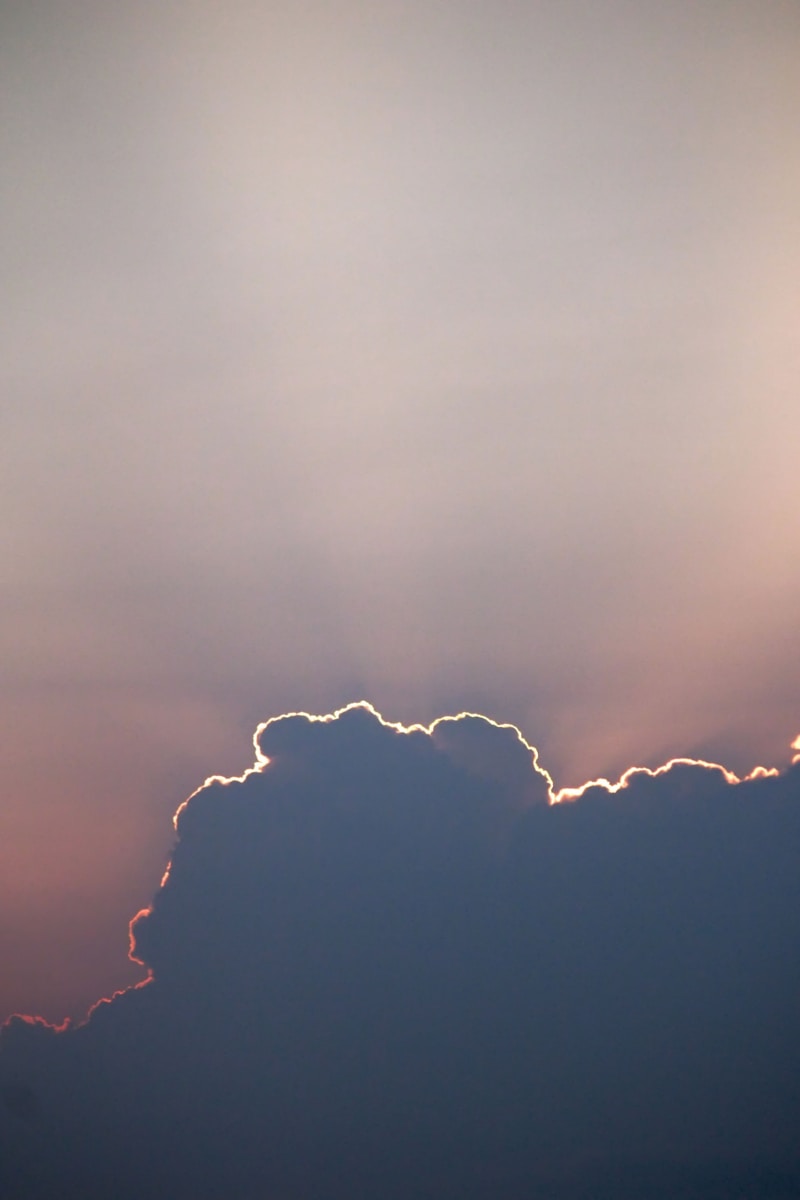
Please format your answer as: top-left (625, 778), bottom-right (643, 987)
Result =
top-left (2, 0), bottom-right (799, 1022)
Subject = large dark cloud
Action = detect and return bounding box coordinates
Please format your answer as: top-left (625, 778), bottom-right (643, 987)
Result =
top-left (1, 703), bottom-right (799, 1198)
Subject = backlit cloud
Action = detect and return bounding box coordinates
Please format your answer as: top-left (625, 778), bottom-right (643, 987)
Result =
top-left (2, 704), bottom-right (798, 1198)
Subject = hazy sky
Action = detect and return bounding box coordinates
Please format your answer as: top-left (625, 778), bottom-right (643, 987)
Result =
top-left (2, 0), bottom-right (800, 1020)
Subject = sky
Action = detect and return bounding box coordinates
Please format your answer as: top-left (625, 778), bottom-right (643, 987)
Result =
top-left (2, 0), bottom-right (800, 1026)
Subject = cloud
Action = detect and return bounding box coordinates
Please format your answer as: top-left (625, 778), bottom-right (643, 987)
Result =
top-left (1, 703), bottom-right (799, 1198)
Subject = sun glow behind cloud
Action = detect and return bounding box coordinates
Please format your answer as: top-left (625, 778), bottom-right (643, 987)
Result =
top-left (1, 0), bottom-right (800, 1026)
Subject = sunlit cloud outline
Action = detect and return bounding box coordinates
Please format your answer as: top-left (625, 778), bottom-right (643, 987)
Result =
top-left (4, 703), bottom-right (796, 1035)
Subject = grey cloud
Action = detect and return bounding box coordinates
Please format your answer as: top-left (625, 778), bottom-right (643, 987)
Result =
top-left (1, 703), bottom-right (798, 1198)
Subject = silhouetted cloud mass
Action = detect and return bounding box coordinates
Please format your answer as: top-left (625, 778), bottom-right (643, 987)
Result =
top-left (1, 703), bottom-right (799, 1198)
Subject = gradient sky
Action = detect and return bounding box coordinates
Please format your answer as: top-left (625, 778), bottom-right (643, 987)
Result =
top-left (2, 0), bottom-right (800, 1021)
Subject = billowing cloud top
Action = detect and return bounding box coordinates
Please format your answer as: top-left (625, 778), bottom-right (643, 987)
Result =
top-left (1, 704), bottom-right (799, 1199)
